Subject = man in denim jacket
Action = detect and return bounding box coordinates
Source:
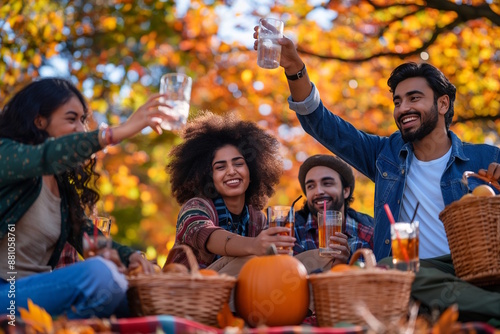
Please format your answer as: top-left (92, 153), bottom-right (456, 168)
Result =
top-left (252, 31), bottom-right (500, 324)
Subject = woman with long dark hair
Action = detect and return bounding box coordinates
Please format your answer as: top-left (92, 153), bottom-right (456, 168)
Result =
top-left (0, 78), bottom-right (169, 318)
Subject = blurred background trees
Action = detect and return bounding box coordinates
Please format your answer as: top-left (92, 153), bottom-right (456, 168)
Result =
top-left (1, 0), bottom-right (499, 264)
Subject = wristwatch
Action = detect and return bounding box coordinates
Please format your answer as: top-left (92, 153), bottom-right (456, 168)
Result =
top-left (285, 64), bottom-right (306, 81)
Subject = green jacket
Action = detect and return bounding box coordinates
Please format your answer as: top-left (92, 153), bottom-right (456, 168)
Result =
top-left (0, 130), bottom-right (135, 268)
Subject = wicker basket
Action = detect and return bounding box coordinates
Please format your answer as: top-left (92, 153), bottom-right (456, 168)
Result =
top-left (439, 194), bottom-right (500, 286)
top-left (127, 245), bottom-right (236, 327)
top-left (309, 248), bottom-right (415, 327)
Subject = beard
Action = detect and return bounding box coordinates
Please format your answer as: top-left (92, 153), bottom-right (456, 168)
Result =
top-left (399, 103), bottom-right (439, 142)
top-left (307, 196), bottom-right (344, 217)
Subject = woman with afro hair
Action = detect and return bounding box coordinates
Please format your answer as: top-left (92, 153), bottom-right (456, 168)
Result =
top-left (165, 111), bottom-right (294, 274)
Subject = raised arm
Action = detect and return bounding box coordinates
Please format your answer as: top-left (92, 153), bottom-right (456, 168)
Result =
top-left (253, 26), bottom-right (312, 102)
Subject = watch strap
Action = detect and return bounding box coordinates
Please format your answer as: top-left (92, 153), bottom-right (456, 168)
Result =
top-left (285, 64), bottom-right (306, 81)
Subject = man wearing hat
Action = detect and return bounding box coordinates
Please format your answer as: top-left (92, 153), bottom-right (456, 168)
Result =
top-left (294, 154), bottom-right (374, 266)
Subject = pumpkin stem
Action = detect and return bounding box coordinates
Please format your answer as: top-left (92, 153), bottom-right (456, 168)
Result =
top-left (266, 244), bottom-right (278, 255)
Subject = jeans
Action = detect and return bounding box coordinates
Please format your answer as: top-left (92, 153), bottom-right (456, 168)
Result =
top-left (0, 257), bottom-right (128, 319)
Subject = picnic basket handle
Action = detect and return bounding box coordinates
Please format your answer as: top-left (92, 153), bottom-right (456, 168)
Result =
top-left (348, 248), bottom-right (377, 269)
top-left (166, 244), bottom-right (201, 276)
top-left (462, 171), bottom-right (500, 192)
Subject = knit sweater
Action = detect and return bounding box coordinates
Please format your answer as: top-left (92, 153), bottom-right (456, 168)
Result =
top-left (167, 197), bottom-right (266, 268)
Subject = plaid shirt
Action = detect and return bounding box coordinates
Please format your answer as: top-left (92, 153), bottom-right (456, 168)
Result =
top-left (293, 207), bottom-right (374, 260)
top-left (55, 242), bottom-right (81, 269)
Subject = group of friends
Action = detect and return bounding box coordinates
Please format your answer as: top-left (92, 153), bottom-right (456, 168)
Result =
top-left (1, 26), bottom-right (500, 326)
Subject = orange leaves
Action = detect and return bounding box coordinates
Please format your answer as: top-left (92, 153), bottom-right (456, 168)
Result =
top-left (19, 299), bottom-right (54, 334)
top-left (431, 304), bottom-right (459, 334)
top-left (217, 303), bottom-right (244, 329)
top-left (100, 17), bottom-right (117, 31)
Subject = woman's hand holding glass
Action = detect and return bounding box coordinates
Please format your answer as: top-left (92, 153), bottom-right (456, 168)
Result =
top-left (252, 226), bottom-right (295, 255)
top-left (105, 93), bottom-right (175, 146)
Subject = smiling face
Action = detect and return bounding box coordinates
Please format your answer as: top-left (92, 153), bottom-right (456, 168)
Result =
top-left (35, 95), bottom-right (87, 138)
top-left (393, 77), bottom-right (442, 143)
top-left (304, 166), bottom-right (349, 217)
top-left (212, 145), bottom-right (250, 204)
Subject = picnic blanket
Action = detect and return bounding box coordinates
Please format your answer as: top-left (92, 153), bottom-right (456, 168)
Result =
top-left (0, 315), bottom-right (497, 334)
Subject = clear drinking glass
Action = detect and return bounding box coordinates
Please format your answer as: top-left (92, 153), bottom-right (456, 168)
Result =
top-left (268, 206), bottom-right (294, 255)
top-left (257, 18), bottom-right (284, 69)
top-left (317, 210), bottom-right (342, 257)
top-left (94, 216), bottom-right (111, 237)
top-left (159, 73), bottom-right (192, 130)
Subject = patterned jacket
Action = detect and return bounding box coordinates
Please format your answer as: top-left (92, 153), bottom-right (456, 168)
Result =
top-left (167, 197), bottom-right (266, 268)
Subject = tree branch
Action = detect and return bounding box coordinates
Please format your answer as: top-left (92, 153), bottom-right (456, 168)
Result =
top-left (454, 114), bottom-right (500, 123)
top-left (297, 15), bottom-right (464, 62)
top-left (296, 0), bottom-right (500, 63)
top-left (425, 0), bottom-right (500, 26)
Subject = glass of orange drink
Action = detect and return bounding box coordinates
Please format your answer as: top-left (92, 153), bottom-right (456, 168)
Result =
top-left (391, 221), bottom-right (419, 272)
top-left (268, 206), bottom-right (294, 255)
top-left (317, 210), bottom-right (342, 257)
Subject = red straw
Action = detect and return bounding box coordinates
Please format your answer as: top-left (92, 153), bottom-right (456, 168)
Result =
top-left (323, 201), bottom-right (326, 225)
top-left (383, 204), bottom-right (409, 263)
top-left (323, 201), bottom-right (327, 246)
top-left (83, 232), bottom-right (93, 247)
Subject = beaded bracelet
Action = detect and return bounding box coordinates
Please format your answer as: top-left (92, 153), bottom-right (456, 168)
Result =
top-left (99, 123), bottom-right (118, 146)
top-left (105, 127), bottom-right (115, 145)
top-left (99, 123), bottom-right (109, 147)
top-left (108, 128), bottom-right (115, 145)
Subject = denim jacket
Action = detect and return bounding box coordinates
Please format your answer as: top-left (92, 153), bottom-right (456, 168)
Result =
top-left (289, 84), bottom-right (500, 260)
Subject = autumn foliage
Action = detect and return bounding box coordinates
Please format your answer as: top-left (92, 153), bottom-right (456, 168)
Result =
top-left (1, 0), bottom-right (499, 263)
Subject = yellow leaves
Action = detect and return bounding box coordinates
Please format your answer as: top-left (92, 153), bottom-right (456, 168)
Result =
top-left (443, 48), bottom-right (460, 58)
top-left (142, 202), bottom-right (158, 216)
top-left (32, 54), bottom-right (42, 67)
top-left (147, 166), bottom-right (168, 183)
top-left (145, 245), bottom-right (158, 260)
top-left (101, 17), bottom-right (117, 31)
top-left (89, 99), bottom-right (109, 114)
top-left (43, 25), bottom-right (53, 41)
top-left (140, 191), bottom-right (152, 202)
top-left (2, 0), bottom-right (23, 17)
top-left (408, 37), bottom-right (423, 49)
top-left (19, 299), bottom-right (54, 334)
top-left (140, 32), bottom-right (158, 51)
top-left (479, 48), bottom-right (493, 61)
top-left (241, 70), bottom-right (253, 84)
top-left (111, 166), bottom-right (140, 200)
top-left (103, 197), bottom-right (115, 213)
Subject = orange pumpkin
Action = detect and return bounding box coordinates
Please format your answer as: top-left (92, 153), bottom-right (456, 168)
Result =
top-left (235, 245), bottom-right (309, 327)
top-left (199, 269), bottom-right (218, 276)
top-left (162, 263), bottom-right (188, 274)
